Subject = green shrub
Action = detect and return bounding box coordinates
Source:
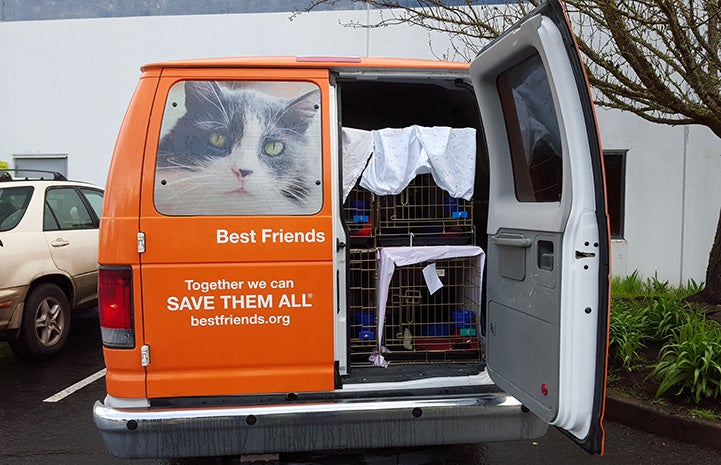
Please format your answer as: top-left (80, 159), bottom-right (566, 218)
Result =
top-left (644, 295), bottom-right (691, 341)
top-left (608, 294), bottom-right (682, 371)
top-left (647, 273), bottom-right (670, 294)
top-left (611, 271), bottom-right (704, 300)
top-left (648, 310), bottom-right (721, 404)
top-left (609, 299), bottom-right (651, 371)
top-left (611, 270), bottom-right (644, 298)
top-left (671, 277), bottom-right (704, 300)
top-left (609, 271), bottom-right (716, 404)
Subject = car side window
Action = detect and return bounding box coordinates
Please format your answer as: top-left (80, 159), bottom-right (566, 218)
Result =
top-left (79, 188), bottom-right (104, 219)
top-left (0, 186), bottom-right (33, 231)
top-left (44, 188), bottom-right (95, 231)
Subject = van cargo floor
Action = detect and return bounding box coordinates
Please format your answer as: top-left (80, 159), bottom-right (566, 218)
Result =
top-left (343, 362), bottom-right (484, 384)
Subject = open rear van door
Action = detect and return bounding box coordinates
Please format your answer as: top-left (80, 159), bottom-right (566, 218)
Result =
top-left (470, 0), bottom-right (610, 454)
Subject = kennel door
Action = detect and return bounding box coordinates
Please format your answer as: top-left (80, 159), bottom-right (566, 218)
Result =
top-left (469, 0), bottom-right (610, 455)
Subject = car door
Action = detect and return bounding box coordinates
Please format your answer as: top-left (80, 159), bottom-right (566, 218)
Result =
top-left (470, 0), bottom-right (610, 454)
top-left (43, 186), bottom-right (102, 304)
top-left (137, 68), bottom-right (336, 399)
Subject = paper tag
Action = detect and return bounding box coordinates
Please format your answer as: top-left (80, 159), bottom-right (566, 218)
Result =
top-left (422, 263), bottom-right (444, 294)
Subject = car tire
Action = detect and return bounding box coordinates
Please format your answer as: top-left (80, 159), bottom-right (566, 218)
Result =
top-left (9, 283), bottom-right (71, 360)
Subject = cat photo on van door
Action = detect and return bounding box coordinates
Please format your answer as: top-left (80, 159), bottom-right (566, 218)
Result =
top-left (154, 80), bottom-right (323, 216)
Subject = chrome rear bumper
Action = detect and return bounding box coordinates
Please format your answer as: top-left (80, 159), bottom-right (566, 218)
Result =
top-left (94, 392), bottom-right (548, 459)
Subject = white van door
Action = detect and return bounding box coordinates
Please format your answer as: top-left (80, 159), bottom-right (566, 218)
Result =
top-left (470, 0), bottom-right (610, 454)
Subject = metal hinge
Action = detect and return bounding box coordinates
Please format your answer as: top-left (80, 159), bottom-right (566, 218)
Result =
top-left (141, 344), bottom-right (151, 366)
top-left (137, 232), bottom-right (146, 254)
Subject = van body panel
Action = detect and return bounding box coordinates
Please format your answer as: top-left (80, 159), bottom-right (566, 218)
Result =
top-left (471, 0), bottom-right (609, 454)
top-left (99, 74), bottom-right (159, 265)
top-left (142, 262), bottom-right (335, 397)
top-left (137, 69), bottom-right (336, 397)
top-left (100, 73), bottom-right (161, 398)
top-left (138, 217), bottom-right (332, 263)
top-left (141, 56), bottom-right (470, 73)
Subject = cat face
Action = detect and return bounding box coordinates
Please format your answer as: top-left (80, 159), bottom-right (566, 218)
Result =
top-left (154, 81), bottom-right (322, 215)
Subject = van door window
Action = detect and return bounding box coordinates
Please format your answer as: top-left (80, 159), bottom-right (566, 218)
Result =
top-left (154, 80), bottom-right (323, 216)
top-left (497, 53), bottom-right (562, 202)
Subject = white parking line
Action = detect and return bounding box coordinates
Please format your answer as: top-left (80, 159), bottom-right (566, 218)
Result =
top-left (43, 368), bottom-right (106, 403)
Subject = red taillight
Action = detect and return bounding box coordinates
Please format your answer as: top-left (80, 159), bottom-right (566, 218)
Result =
top-left (98, 266), bottom-right (134, 348)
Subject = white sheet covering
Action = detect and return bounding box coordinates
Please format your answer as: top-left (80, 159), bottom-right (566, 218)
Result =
top-left (376, 245), bottom-right (486, 354)
top-left (341, 127), bottom-right (374, 201)
top-left (359, 126), bottom-right (476, 200)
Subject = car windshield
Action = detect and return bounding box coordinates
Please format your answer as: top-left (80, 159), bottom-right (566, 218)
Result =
top-left (0, 186), bottom-right (34, 231)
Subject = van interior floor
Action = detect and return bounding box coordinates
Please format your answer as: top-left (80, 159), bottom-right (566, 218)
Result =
top-left (342, 362), bottom-right (485, 385)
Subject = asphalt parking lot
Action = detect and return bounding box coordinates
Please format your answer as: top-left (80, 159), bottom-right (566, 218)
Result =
top-left (1, 308), bottom-right (720, 465)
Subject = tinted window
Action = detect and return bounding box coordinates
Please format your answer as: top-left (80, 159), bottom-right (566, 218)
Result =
top-left (498, 53), bottom-right (562, 202)
top-left (0, 186), bottom-right (33, 231)
top-left (44, 188), bottom-right (95, 231)
top-left (80, 188), bottom-right (104, 219)
top-left (153, 80), bottom-right (323, 216)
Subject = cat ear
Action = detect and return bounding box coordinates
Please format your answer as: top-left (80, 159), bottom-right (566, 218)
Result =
top-left (280, 89), bottom-right (321, 131)
top-left (184, 80), bottom-right (224, 113)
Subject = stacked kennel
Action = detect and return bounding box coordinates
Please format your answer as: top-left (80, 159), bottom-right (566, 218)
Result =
top-left (344, 172), bottom-right (483, 367)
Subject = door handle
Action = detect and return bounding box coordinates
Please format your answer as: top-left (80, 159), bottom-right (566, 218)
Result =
top-left (491, 234), bottom-right (532, 247)
top-left (51, 238), bottom-right (70, 247)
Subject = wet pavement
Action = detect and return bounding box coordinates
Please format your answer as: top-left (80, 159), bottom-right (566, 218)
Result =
top-left (1, 309), bottom-right (719, 464)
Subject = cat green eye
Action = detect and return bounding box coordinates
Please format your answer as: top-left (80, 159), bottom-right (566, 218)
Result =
top-left (209, 132), bottom-right (228, 148)
top-left (263, 140), bottom-right (285, 157)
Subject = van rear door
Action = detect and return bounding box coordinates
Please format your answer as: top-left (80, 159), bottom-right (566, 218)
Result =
top-left (470, 0), bottom-right (610, 454)
top-left (137, 68), bottom-right (336, 398)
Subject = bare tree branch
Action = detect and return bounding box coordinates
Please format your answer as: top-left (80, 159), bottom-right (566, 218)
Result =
top-left (297, 0), bottom-right (721, 137)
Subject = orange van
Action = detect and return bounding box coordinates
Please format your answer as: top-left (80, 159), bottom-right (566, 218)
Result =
top-left (94, 1), bottom-right (610, 459)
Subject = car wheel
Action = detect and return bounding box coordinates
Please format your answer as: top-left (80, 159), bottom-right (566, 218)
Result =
top-left (9, 283), bottom-right (71, 360)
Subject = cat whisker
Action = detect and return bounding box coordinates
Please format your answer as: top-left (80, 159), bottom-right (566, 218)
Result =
top-left (266, 125), bottom-right (306, 139)
top-left (194, 120), bottom-right (230, 131)
top-left (273, 97), bottom-right (318, 129)
top-left (156, 168), bottom-right (219, 179)
top-left (280, 177), bottom-right (311, 203)
top-left (159, 174), bottom-right (226, 201)
top-left (156, 157), bottom-right (200, 171)
top-left (201, 84), bottom-right (232, 127)
top-left (162, 174), bottom-right (218, 187)
top-left (164, 183), bottom-right (206, 201)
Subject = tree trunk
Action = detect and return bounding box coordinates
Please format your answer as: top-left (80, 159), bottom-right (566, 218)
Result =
top-left (689, 207), bottom-right (721, 305)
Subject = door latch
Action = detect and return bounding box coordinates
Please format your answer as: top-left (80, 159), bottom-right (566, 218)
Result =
top-left (575, 250), bottom-right (596, 259)
top-left (138, 232), bottom-right (146, 254)
top-left (141, 344), bottom-right (151, 367)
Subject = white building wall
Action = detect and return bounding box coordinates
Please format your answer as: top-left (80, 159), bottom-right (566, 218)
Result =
top-left (682, 126), bottom-right (721, 285)
top-left (0, 9), bottom-right (453, 186)
top-left (1, 9), bottom-right (719, 286)
top-left (598, 108), bottom-right (721, 286)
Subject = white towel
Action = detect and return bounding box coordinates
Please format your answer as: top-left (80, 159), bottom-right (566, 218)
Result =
top-left (341, 127), bottom-right (374, 201)
top-left (360, 126), bottom-right (476, 200)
